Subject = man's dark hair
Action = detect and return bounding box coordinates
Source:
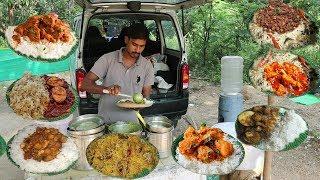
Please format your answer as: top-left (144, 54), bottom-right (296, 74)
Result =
top-left (126, 23), bottom-right (149, 40)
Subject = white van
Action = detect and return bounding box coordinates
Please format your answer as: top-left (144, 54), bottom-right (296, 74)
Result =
top-left (71, 0), bottom-right (209, 126)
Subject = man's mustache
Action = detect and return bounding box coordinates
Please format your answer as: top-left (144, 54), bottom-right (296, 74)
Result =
top-left (131, 52), bottom-right (140, 56)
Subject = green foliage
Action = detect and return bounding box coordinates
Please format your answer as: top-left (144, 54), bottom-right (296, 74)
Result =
top-left (0, 36), bottom-right (7, 49)
top-left (185, 0), bottom-right (320, 84)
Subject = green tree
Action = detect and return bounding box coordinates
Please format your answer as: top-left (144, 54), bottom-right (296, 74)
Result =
top-left (184, 0), bottom-right (320, 84)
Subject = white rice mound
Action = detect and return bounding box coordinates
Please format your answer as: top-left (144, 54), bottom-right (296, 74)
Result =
top-left (9, 124), bottom-right (79, 174)
top-left (249, 52), bottom-right (305, 93)
top-left (175, 135), bottom-right (244, 175)
top-left (259, 109), bottom-right (308, 151)
top-left (5, 26), bottom-right (77, 60)
top-left (249, 12), bottom-right (309, 50)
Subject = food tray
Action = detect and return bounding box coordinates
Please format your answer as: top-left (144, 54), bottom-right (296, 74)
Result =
top-left (6, 79), bottom-right (79, 121)
top-left (6, 135), bottom-right (77, 175)
top-left (86, 133), bottom-right (159, 179)
top-left (235, 106), bottom-right (309, 151)
top-left (171, 133), bottom-right (245, 175)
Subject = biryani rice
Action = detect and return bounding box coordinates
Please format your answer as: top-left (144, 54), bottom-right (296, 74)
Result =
top-left (8, 124), bottom-right (79, 173)
top-left (8, 73), bottom-right (50, 119)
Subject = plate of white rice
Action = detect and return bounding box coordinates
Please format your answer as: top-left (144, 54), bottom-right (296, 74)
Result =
top-left (6, 124), bottom-right (79, 175)
top-left (172, 133), bottom-right (245, 175)
top-left (5, 23), bottom-right (77, 62)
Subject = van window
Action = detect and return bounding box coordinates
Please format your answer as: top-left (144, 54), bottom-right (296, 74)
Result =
top-left (144, 20), bottom-right (158, 41)
top-left (161, 20), bottom-right (180, 51)
top-left (106, 18), bottom-right (131, 38)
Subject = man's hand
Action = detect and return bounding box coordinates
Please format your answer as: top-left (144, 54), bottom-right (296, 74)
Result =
top-left (105, 85), bottom-right (121, 96)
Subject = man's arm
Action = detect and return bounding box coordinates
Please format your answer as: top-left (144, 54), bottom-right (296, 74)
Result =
top-left (142, 85), bottom-right (152, 98)
top-left (81, 71), bottom-right (120, 95)
top-left (142, 59), bottom-right (155, 98)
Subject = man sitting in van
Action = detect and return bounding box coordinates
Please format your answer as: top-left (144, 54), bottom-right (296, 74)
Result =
top-left (81, 23), bottom-right (154, 123)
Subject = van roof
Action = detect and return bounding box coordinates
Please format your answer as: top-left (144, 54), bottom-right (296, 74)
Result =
top-left (75, 0), bottom-right (211, 10)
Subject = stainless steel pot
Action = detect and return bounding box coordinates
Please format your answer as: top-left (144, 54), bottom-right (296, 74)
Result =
top-left (67, 114), bottom-right (105, 171)
top-left (144, 116), bottom-right (174, 158)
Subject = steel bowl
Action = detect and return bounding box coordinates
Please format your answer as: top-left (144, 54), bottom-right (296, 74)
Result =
top-left (108, 121), bottom-right (142, 136)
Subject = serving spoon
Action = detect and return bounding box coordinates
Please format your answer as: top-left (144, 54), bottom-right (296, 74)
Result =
top-left (135, 111), bottom-right (156, 133)
top-left (102, 89), bottom-right (132, 98)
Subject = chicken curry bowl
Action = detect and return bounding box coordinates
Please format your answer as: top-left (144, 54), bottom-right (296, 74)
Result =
top-left (86, 134), bottom-right (159, 178)
top-left (172, 126), bottom-right (245, 175)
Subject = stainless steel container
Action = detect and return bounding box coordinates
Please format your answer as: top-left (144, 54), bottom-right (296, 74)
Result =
top-left (144, 116), bottom-right (174, 158)
top-left (67, 114), bottom-right (105, 171)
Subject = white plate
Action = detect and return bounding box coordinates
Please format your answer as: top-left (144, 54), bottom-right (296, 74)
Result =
top-left (116, 98), bottom-right (153, 109)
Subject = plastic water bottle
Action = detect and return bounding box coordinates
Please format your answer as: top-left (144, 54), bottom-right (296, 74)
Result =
top-left (221, 56), bottom-right (244, 95)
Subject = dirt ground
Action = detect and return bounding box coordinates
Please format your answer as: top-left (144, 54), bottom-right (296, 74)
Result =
top-left (176, 79), bottom-right (320, 180)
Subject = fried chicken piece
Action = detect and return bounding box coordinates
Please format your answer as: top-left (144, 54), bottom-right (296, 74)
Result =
top-left (184, 126), bottom-right (197, 139)
top-left (47, 76), bottom-right (65, 87)
top-left (14, 25), bottom-right (25, 35)
top-left (215, 139), bottom-right (234, 158)
top-left (51, 86), bottom-right (67, 103)
top-left (42, 13), bottom-right (59, 27)
top-left (201, 128), bottom-right (224, 145)
top-left (12, 35), bottom-right (21, 44)
top-left (40, 28), bottom-right (56, 42)
top-left (197, 146), bottom-right (215, 163)
top-left (178, 136), bottom-right (201, 156)
top-left (24, 25), bottom-right (41, 42)
top-left (60, 33), bottom-right (71, 42)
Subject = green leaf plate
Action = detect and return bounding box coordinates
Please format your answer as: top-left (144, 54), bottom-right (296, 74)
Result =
top-left (0, 135), bottom-right (6, 158)
top-left (235, 106), bottom-right (309, 152)
top-left (171, 133), bottom-right (245, 176)
top-left (6, 78), bottom-right (79, 121)
top-left (6, 135), bottom-right (77, 176)
top-left (86, 133), bottom-right (160, 179)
